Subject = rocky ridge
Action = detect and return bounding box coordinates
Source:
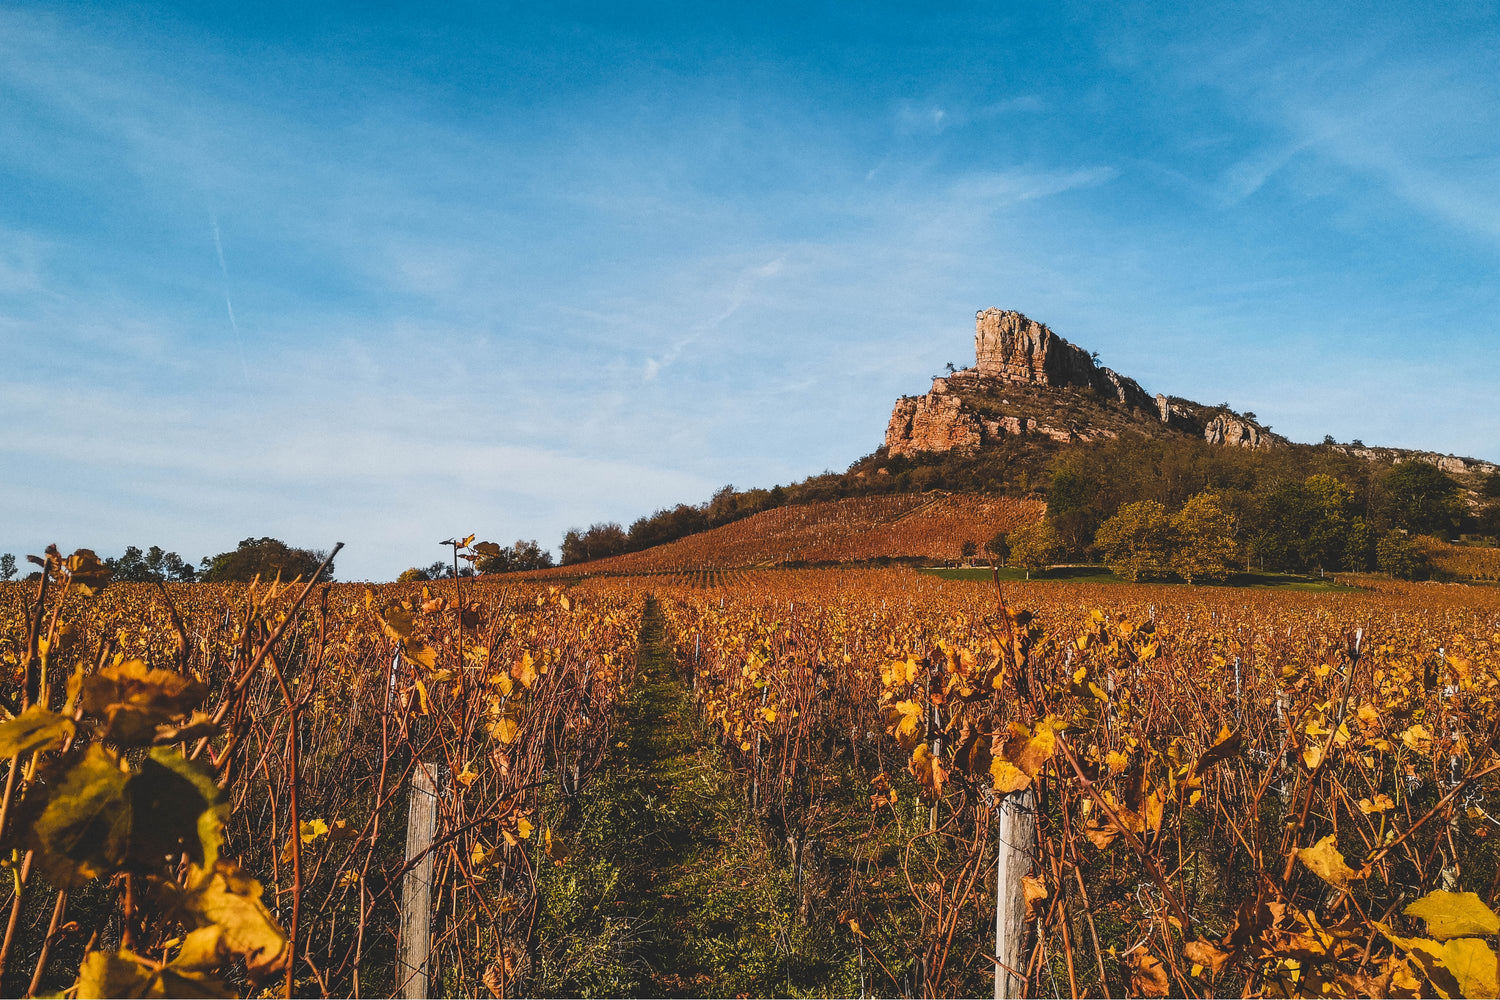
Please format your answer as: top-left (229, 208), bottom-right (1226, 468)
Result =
top-left (885, 309), bottom-right (1281, 458)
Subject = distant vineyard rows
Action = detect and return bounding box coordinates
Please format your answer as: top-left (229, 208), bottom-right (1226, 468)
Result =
top-left (533, 492), bottom-right (1044, 574)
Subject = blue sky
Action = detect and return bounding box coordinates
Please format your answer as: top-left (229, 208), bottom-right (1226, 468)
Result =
top-left (3, 1), bottom-right (1497, 580)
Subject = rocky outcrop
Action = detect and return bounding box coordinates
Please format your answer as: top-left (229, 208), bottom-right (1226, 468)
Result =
top-left (1327, 445), bottom-right (1498, 478)
top-left (885, 393), bottom-right (983, 455)
top-left (1156, 395), bottom-right (1275, 449)
top-left (974, 309), bottom-right (1154, 410)
top-left (975, 309), bottom-right (1096, 386)
top-left (884, 308), bottom-right (1281, 458)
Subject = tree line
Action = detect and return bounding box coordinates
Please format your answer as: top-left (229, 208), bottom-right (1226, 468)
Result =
top-left (551, 434), bottom-right (1499, 569)
top-left (985, 460), bottom-right (1491, 582)
top-left (1, 538), bottom-right (335, 585)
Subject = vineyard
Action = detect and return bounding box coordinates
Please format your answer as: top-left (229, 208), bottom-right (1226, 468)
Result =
top-left (533, 493), bottom-right (1045, 575)
top-left (1416, 536), bottom-right (1500, 583)
top-left (4, 548), bottom-right (1500, 997)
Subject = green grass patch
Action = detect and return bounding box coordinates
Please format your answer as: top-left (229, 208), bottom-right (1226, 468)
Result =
top-left (531, 597), bottom-right (860, 998)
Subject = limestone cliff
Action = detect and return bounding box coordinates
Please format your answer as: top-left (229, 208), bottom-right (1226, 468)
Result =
top-left (885, 309), bottom-right (1280, 458)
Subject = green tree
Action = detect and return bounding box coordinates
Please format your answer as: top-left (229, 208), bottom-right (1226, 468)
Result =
top-left (1095, 500), bottom-right (1175, 582)
top-left (959, 539), bottom-right (978, 563)
top-left (1376, 531), bottom-right (1429, 580)
top-left (199, 538), bottom-right (333, 583)
top-left (1302, 473), bottom-right (1356, 572)
top-left (1008, 520), bottom-right (1064, 576)
top-left (107, 545), bottom-right (196, 583)
top-left (1170, 492), bottom-right (1239, 584)
top-left (1344, 517), bottom-right (1375, 572)
top-left (1046, 469), bottom-right (1101, 557)
top-left (0, 553), bottom-right (15, 581)
top-left (476, 539), bottom-right (555, 574)
top-left (984, 530), bottom-right (1011, 566)
top-left (560, 523), bottom-right (628, 565)
top-left (1377, 461), bottom-right (1460, 536)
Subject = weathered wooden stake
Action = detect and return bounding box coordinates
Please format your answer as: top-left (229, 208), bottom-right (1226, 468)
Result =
top-left (398, 762), bottom-right (440, 1000)
top-left (994, 788), bottom-right (1036, 1000)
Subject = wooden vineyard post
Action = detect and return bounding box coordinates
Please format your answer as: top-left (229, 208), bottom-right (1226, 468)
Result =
top-left (994, 788), bottom-right (1036, 1000)
top-left (398, 761), bottom-right (440, 1000)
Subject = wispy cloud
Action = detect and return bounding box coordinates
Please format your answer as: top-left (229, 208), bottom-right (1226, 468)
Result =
top-left (1, 4), bottom-right (1495, 579)
top-left (894, 95), bottom-right (1046, 134)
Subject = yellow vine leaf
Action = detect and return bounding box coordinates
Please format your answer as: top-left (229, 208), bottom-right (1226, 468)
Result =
top-left (1021, 874), bottom-right (1047, 919)
top-left (1193, 726), bottom-right (1246, 773)
top-left (1404, 891), bottom-right (1500, 941)
top-left (81, 659), bottom-right (206, 746)
top-left (909, 744), bottom-right (948, 802)
top-left (0, 705), bottom-right (75, 758)
top-left (990, 757), bottom-right (1030, 794)
top-left (1183, 939), bottom-right (1230, 976)
top-left (885, 700), bottom-right (924, 749)
top-left (1402, 724), bottom-right (1434, 755)
top-left (1297, 834), bottom-right (1360, 890)
top-left (513, 652), bottom-right (539, 689)
top-left (1381, 922), bottom-right (1499, 999)
top-left (64, 548), bottom-right (112, 596)
top-left (1130, 951), bottom-right (1170, 998)
top-left (404, 640), bottom-right (438, 671)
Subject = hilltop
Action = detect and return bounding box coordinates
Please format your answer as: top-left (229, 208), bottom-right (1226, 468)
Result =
top-left (886, 309), bottom-right (1488, 472)
top-left (530, 307), bottom-right (1498, 577)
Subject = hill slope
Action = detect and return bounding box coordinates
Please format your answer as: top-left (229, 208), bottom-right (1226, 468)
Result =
top-left (538, 493), bottom-right (1042, 574)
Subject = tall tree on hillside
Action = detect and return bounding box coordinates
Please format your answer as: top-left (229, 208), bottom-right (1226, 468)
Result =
top-left (476, 540), bottom-right (555, 574)
top-left (1046, 469), bottom-right (1102, 557)
top-left (1302, 473), bottom-right (1357, 573)
top-left (1376, 531), bottom-right (1430, 580)
top-left (559, 523), bottom-right (628, 565)
top-left (1246, 481), bottom-right (1318, 573)
top-left (984, 531), bottom-right (1011, 567)
top-left (0, 553), bottom-right (15, 581)
top-left (1344, 517), bottom-right (1376, 571)
top-left (1376, 461), bottom-right (1460, 536)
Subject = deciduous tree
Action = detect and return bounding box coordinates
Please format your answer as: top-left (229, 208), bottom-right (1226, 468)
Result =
top-left (1095, 500), bottom-right (1175, 582)
top-left (1009, 520), bottom-right (1064, 575)
top-left (1170, 492), bottom-right (1239, 583)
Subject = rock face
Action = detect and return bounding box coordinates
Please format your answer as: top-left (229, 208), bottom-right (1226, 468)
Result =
top-left (1327, 445), bottom-right (1498, 478)
top-left (884, 308), bottom-right (1279, 459)
top-left (974, 309), bottom-right (1155, 410)
top-left (885, 393), bottom-right (982, 455)
top-left (975, 309), bottom-right (1095, 386)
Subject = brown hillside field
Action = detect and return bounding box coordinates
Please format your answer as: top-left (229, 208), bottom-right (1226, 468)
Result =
top-left (531, 492), bottom-right (1044, 574)
top-left (1416, 534), bottom-right (1500, 582)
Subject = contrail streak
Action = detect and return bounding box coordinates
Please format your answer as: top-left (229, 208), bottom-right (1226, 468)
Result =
top-left (210, 212), bottom-right (251, 385)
